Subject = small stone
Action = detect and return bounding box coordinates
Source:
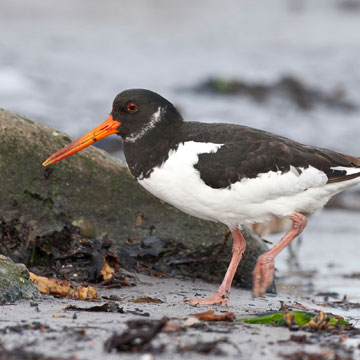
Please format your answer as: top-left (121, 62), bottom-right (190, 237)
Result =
top-left (72, 218), bottom-right (96, 238)
top-left (0, 255), bottom-right (40, 304)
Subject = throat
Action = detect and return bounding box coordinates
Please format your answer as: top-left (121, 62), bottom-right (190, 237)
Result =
top-left (123, 122), bottom-right (183, 179)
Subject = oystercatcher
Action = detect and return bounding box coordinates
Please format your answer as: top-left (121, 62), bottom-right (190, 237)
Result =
top-left (43, 89), bottom-right (360, 305)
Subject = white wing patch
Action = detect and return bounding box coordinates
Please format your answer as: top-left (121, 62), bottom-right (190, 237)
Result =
top-left (126, 106), bottom-right (164, 143)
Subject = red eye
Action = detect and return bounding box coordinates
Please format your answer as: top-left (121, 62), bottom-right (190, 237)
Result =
top-left (127, 102), bottom-right (139, 113)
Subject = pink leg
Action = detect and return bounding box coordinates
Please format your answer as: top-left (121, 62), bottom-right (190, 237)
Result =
top-left (252, 212), bottom-right (307, 297)
top-left (186, 228), bottom-right (246, 306)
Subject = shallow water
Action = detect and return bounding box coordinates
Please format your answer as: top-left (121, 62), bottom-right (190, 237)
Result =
top-left (275, 209), bottom-right (360, 302)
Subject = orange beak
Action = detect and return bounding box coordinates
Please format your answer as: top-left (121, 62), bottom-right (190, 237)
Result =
top-left (42, 115), bottom-right (121, 166)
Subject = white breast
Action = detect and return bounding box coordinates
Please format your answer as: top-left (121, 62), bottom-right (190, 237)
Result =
top-left (138, 141), bottom-right (360, 229)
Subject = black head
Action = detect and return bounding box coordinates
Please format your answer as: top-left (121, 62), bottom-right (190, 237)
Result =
top-left (42, 89), bottom-right (183, 166)
top-left (111, 89), bottom-right (183, 143)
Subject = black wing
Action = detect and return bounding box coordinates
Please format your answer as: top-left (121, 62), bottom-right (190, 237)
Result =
top-left (183, 122), bottom-right (360, 189)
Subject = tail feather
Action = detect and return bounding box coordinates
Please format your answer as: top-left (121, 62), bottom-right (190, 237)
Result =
top-left (326, 153), bottom-right (360, 183)
top-left (327, 171), bottom-right (360, 183)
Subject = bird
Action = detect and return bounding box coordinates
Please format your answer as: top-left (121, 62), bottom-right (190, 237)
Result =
top-left (43, 89), bottom-right (360, 306)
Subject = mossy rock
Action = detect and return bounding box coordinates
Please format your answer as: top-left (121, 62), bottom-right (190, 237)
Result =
top-left (0, 109), bottom-right (272, 289)
top-left (0, 255), bottom-right (40, 304)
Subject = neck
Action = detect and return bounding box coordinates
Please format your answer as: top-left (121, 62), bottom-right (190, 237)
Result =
top-left (123, 119), bottom-right (183, 179)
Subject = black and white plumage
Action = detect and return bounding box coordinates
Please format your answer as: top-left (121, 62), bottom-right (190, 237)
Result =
top-left (116, 90), bottom-right (360, 228)
top-left (43, 89), bottom-right (360, 305)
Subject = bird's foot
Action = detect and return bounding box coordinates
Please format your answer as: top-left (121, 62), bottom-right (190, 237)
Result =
top-left (185, 291), bottom-right (229, 306)
top-left (252, 253), bottom-right (275, 297)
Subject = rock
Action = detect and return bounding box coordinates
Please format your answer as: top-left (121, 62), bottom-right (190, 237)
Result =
top-left (190, 75), bottom-right (356, 111)
top-left (0, 254), bottom-right (40, 303)
top-left (0, 109), bottom-right (272, 290)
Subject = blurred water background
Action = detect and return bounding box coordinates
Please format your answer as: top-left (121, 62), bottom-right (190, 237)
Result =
top-left (1, 0), bottom-right (360, 152)
top-left (1, 0), bottom-right (360, 299)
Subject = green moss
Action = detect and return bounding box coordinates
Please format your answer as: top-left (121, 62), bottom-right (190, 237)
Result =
top-left (212, 78), bottom-right (233, 92)
top-left (19, 115), bottom-right (35, 125)
top-left (0, 256), bottom-right (40, 303)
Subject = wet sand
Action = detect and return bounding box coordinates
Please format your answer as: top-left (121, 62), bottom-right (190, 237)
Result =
top-left (1, 210), bottom-right (360, 360)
